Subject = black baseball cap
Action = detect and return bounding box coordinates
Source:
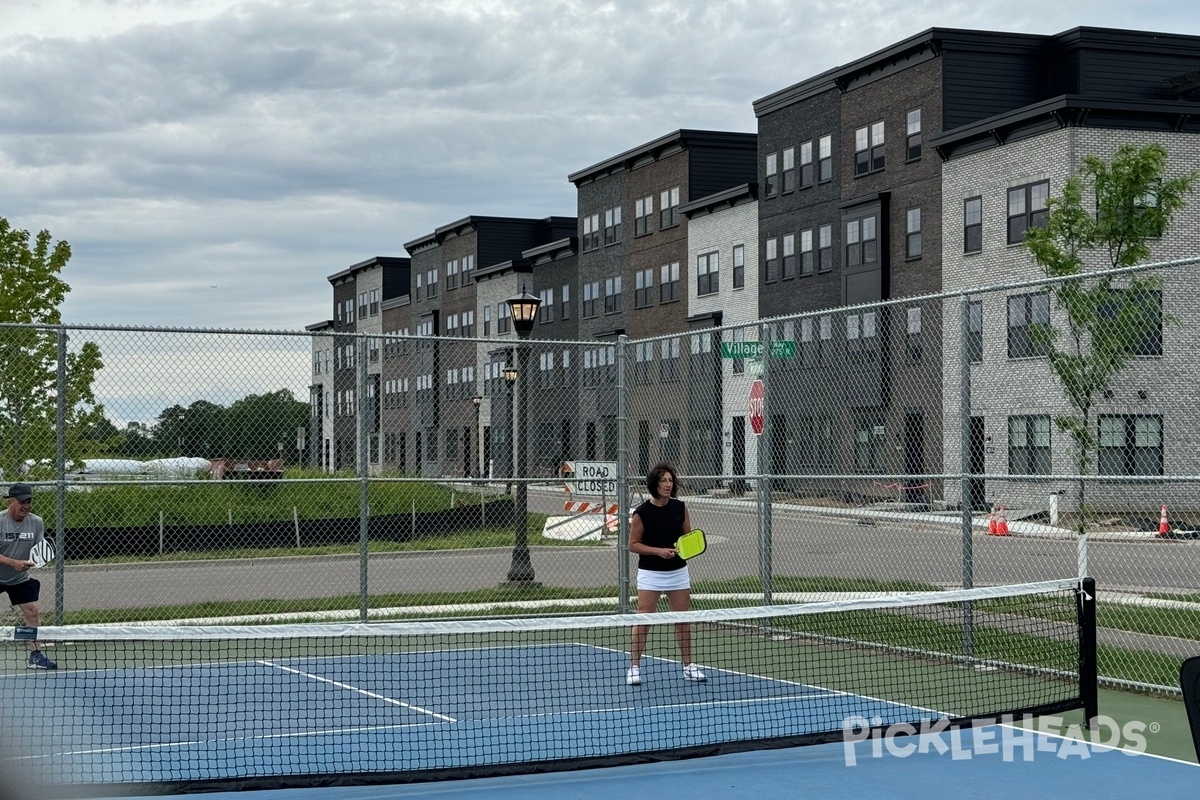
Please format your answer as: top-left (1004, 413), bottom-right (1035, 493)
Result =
top-left (5, 483), bottom-right (33, 501)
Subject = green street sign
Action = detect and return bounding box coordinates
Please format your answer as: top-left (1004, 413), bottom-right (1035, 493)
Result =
top-left (720, 341), bottom-right (761, 359)
top-left (720, 340), bottom-right (796, 359)
top-left (770, 341), bottom-right (797, 358)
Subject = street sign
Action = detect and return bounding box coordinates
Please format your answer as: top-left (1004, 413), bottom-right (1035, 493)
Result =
top-left (769, 340), bottom-right (797, 358)
top-left (749, 379), bottom-right (765, 436)
top-left (720, 341), bottom-right (796, 359)
top-left (567, 460), bottom-right (618, 496)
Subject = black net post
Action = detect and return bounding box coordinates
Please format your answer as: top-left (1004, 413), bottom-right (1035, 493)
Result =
top-left (1078, 577), bottom-right (1098, 729)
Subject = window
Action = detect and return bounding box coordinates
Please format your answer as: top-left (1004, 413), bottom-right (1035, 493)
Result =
top-left (461, 254), bottom-right (474, 284)
top-left (1007, 292), bottom-right (1051, 358)
top-left (854, 121), bottom-right (885, 176)
top-left (906, 108), bottom-right (921, 161)
top-left (604, 206), bottom-right (622, 245)
top-left (964, 197), bottom-right (982, 253)
top-left (539, 288), bottom-right (554, 324)
top-left (582, 214), bottom-right (601, 251)
top-left (782, 233), bottom-right (796, 279)
top-left (425, 268), bottom-right (438, 298)
top-left (1100, 288), bottom-right (1162, 357)
top-left (818, 224), bottom-right (832, 272)
top-left (846, 311), bottom-right (877, 353)
top-left (968, 301), bottom-right (983, 364)
top-left (660, 262), bottom-right (680, 303)
top-left (818, 135), bottom-right (832, 182)
top-left (635, 195), bottom-right (653, 235)
top-left (905, 207), bottom-right (922, 259)
top-left (782, 147), bottom-right (796, 193)
top-left (763, 237), bottom-right (778, 283)
top-left (1099, 415), bottom-right (1162, 476)
top-left (358, 292), bottom-right (367, 319)
top-left (561, 284), bottom-right (570, 320)
top-left (660, 186), bottom-right (681, 228)
top-left (697, 251), bottom-right (719, 295)
top-left (906, 306), bottom-right (922, 361)
top-left (799, 140), bottom-right (814, 188)
top-left (1009, 415), bottom-right (1051, 475)
top-left (369, 288), bottom-right (379, 316)
top-left (483, 305), bottom-right (491, 336)
top-left (461, 310), bottom-right (474, 337)
top-left (603, 275), bottom-right (623, 313)
top-left (497, 302), bottom-right (511, 334)
top-left (635, 268), bottom-right (654, 308)
top-left (345, 297), bottom-right (355, 323)
top-left (764, 152), bottom-right (778, 197)
top-left (798, 229), bottom-right (814, 277)
top-left (659, 337), bottom-right (681, 382)
top-left (845, 216), bottom-right (877, 267)
top-left (1007, 180), bottom-right (1050, 244)
top-left (819, 315), bottom-right (833, 364)
top-left (582, 281), bottom-right (600, 318)
top-left (733, 244), bottom-right (745, 289)
top-left (446, 259), bottom-right (458, 290)
top-left (729, 328), bottom-right (746, 375)
top-left (634, 341), bottom-right (654, 385)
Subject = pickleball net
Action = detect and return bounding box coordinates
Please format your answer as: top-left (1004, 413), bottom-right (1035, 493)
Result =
top-left (2, 577), bottom-right (1096, 795)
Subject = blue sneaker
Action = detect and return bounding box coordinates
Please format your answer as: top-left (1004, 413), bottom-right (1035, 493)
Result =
top-left (27, 650), bottom-right (57, 670)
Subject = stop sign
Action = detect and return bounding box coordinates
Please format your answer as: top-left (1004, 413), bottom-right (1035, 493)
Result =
top-left (749, 379), bottom-right (765, 436)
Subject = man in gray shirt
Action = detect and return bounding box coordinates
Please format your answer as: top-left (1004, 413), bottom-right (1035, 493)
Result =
top-left (1, 483), bottom-right (57, 669)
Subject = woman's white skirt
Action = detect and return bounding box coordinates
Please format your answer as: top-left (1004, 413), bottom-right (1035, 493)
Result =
top-left (636, 566), bottom-right (690, 592)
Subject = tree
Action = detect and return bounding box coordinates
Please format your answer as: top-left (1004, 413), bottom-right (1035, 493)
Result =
top-left (0, 218), bottom-right (104, 479)
top-left (1023, 143), bottom-right (1196, 533)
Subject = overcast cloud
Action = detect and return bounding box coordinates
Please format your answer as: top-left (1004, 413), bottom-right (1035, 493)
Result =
top-left (3, 0), bottom-right (1199, 335)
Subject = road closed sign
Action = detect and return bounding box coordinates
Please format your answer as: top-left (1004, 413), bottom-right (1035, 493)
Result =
top-left (569, 461), bottom-right (618, 496)
top-left (749, 379), bottom-right (765, 436)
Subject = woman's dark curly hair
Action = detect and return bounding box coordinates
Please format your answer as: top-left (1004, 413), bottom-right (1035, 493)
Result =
top-left (646, 462), bottom-right (681, 499)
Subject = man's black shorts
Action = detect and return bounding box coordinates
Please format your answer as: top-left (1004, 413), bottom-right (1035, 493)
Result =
top-left (0, 579), bottom-right (40, 606)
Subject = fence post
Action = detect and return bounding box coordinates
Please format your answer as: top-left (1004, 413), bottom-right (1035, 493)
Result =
top-left (959, 294), bottom-right (975, 658)
top-left (159, 510), bottom-right (165, 556)
top-left (293, 506), bottom-right (300, 548)
top-left (616, 334), bottom-right (631, 613)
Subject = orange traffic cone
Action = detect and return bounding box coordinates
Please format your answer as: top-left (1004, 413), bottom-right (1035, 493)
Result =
top-left (1158, 504), bottom-right (1170, 537)
top-left (995, 505), bottom-right (1010, 536)
top-left (987, 507), bottom-right (998, 535)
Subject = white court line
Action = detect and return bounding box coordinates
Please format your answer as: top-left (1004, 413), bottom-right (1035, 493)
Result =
top-left (10, 719), bottom-right (452, 760)
top-left (260, 659), bottom-right (456, 722)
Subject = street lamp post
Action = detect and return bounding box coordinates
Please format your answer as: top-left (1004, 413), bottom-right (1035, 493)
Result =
top-left (471, 395), bottom-right (482, 477)
top-left (504, 286), bottom-right (541, 586)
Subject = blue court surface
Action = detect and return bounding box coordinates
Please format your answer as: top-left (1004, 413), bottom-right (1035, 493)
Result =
top-left (7, 642), bottom-right (949, 785)
top-left (9, 639), bottom-right (1190, 798)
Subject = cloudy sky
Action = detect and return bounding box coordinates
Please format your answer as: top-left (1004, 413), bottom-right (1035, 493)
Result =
top-left (3, 0), bottom-right (1199, 335)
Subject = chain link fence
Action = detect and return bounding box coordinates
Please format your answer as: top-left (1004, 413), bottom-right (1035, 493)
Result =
top-left (2, 258), bottom-right (1198, 692)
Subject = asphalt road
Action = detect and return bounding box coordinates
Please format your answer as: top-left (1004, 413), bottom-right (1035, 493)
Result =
top-left (30, 487), bottom-right (1200, 618)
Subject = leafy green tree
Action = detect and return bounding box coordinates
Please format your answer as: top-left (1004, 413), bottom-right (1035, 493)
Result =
top-left (1023, 143), bottom-right (1196, 531)
top-left (0, 218), bottom-right (104, 479)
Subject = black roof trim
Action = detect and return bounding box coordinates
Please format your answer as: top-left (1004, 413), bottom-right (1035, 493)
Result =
top-left (839, 191), bottom-right (890, 211)
top-left (593, 328), bottom-right (625, 339)
top-left (305, 320), bottom-right (334, 332)
top-left (326, 256), bottom-right (408, 283)
top-left (473, 258), bottom-right (533, 282)
top-left (930, 95), bottom-right (1200, 160)
top-left (686, 311), bottom-right (723, 326)
top-left (522, 236), bottom-right (578, 262)
top-left (679, 183), bottom-right (758, 218)
top-left (403, 215), bottom-right (548, 253)
top-left (754, 28), bottom-right (1046, 117)
top-left (568, 129), bottom-right (756, 185)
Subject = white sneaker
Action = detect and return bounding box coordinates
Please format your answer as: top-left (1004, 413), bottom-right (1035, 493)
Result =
top-left (626, 666), bottom-right (641, 685)
top-left (683, 663), bottom-right (707, 682)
